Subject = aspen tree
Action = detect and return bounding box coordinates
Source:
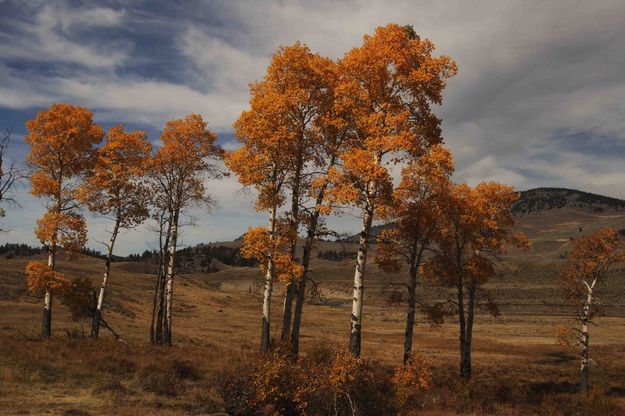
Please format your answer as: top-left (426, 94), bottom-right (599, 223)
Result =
top-left (330, 24), bottom-right (456, 356)
top-left (268, 44), bottom-right (335, 345)
top-left (375, 145), bottom-right (453, 364)
top-left (78, 125), bottom-right (151, 338)
top-left (430, 182), bottom-right (529, 380)
top-left (25, 103), bottom-right (103, 337)
top-left (150, 114), bottom-right (223, 346)
top-left (227, 44), bottom-right (327, 352)
top-left (557, 227), bottom-right (624, 393)
top-left (226, 108), bottom-right (291, 352)
top-left (289, 62), bottom-right (351, 359)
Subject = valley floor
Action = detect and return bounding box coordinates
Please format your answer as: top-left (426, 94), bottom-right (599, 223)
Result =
top-left (1, 254), bottom-right (625, 415)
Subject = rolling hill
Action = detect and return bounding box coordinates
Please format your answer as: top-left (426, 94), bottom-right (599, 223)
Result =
top-left (512, 187), bottom-right (625, 215)
top-left (341, 187), bottom-right (625, 243)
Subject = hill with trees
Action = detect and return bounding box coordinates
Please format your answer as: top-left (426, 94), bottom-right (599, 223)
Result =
top-left (512, 187), bottom-right (625, 215)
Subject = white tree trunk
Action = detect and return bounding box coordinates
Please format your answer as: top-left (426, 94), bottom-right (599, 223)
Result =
top-left (260, 205), bottom-right (277, 353)
top-left (91, 216), bottom-right (120, 338)
top-left (349, 207), bottom-right (374, 357)
top-left (164, 209), bottom-right (179, 346)
top-left (580, 281), bottom-right (594, 393)
top-left (42, 247), bottom-right (55, 337)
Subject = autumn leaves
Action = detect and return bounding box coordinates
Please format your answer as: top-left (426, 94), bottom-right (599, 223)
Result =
top-left (22, 24), bottom-right (529, 382)
top-left (24, 107), bottom-right (224, 342)
top-left (225, 22), bottom-right (529, 382)
top-left (25, 104), bottom-right (104, 337)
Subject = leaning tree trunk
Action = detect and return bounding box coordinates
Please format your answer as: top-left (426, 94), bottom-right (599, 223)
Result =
top-left (151, 213), bottom-right (171, 344)
top-left (260, 205), bottom-right (278, 353)
top-left (42, 243), bottom-right (56, 338)
top-left (349, 206), bottom-right (374, 357)
top-left (91, 216), bottom-right (121, 338)
top-left (163, 208), bottom-right (179, 346)
top-left (403, 267), bottom-right (418, 364)
top-left (290, 165), bottom-right (334, 359)
top-left (281, 283), bottom-right (296, 345)
top-left (580, 285), bottom-right (593, 393)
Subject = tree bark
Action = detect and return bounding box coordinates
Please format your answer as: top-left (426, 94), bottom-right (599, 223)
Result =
top-left (281, 282), bottom-right (296, 344)
top-left (164, 208), bottom-right (179, 346)
top-left (462, 282), bottom-right (476, 381)
top-left (457, 269), bottom-right (471, 380)
top-left (349, 206), bottom-right (374, 357)
top-left (403, 268), bottom-right (418, 364)
top-left (42, 289), bottom-right (52, 338)
top-left (149, 270), bottom-right (162, 344)
top-left (290, 232), bottom-right (314, 360)
top-left (290, 162), bottom-right (334, 359)
top-left (91, 216), bottom-right (121, 338)
top-left (280, 155), bottom-right (302, 345)
top-left (151, 212), bottom-right (171, 344)
top-left (42, 244), bottom-right (56, 338)
top-left (580, 284), bottom-right (593, 393)
top-left (261, 205), bottom-right (278, 353)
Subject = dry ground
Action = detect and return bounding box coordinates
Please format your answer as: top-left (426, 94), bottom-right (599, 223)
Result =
top-left (1, 206), bottom-right (625, 414)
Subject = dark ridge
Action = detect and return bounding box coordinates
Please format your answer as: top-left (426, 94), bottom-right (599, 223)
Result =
top-left (512, 187), bottom-right (625, 215)
top-left (340, 187), bottom-right (625, 243)
top-left (125, 243), bottom-right (257, 273)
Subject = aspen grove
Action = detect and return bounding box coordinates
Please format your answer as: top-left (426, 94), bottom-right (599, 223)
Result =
top-left (11, 23), bottom-right (620, 414)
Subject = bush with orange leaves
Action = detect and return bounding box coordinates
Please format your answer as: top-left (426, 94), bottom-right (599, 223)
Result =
top-left (218, 344), bottom-right (402, 416)
top-left (392, 354), bottom-right (433, 409)
top-left (25, 261), bottom-right (68, 295)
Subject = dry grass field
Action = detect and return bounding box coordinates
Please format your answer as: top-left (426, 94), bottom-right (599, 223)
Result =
top-left (1, 205), bottom-right (625, 415)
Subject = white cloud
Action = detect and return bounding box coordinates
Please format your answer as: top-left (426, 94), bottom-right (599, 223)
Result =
top-left (3, 0), bottom-right (625, 251)
top-left (0, 3), bottom-right (128, 68)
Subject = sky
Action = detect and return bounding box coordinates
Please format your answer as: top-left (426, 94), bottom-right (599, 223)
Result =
top-left (1, 0), bottom-right (625, 254)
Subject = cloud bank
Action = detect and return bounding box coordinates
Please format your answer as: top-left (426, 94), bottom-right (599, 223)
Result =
top-left (1, 0), bottom-right (625, 253)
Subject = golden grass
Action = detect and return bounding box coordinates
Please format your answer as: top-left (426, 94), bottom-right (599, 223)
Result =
top-left (0, 229), bottom-right (624, 415)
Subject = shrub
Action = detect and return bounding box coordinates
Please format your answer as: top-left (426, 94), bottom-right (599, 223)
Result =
top-left (392, 354), bottom-right (433, 409)
top-left (217, 347), bottom-right (398, 416)
top-left (138, 364), bottom-right (183, 397)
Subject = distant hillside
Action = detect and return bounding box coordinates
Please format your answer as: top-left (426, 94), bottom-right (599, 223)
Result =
top-left (512, 187), bottom-right (625, 215)
top-left (340, 222), bottom-right (395, 244)
top-left (339, 187), bottom-right (625, 243)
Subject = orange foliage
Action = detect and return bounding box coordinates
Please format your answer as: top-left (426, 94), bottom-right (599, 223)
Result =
top-left (392, 354), bottom-right (433, 407)
top-left (25, 104), bottom-right (102, 255)
top-left (25, 103), bottom-right (104, 200)
top-left (34, 210), bottom-right (87, 254)
top-left (559, 227), bottom-right (625, 304)
top-left (326, 24), bottom-right (457, 210)
top-left (554, 326), bottom-right (579, 347)
top-left (25, 261), bottom-right (68, 294)
top-left (241, 219), bottom-right (304, 283)
top-left (227, 44), bottom-right (328, 211)
top-left (376, 145), bottom-right (454, 273)
top-left (151, 113), bottom-right (223, 211)
top-left (78, 124), bottom-right (152, 228)
top-left (431, 182), bottom-right (530, 288)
